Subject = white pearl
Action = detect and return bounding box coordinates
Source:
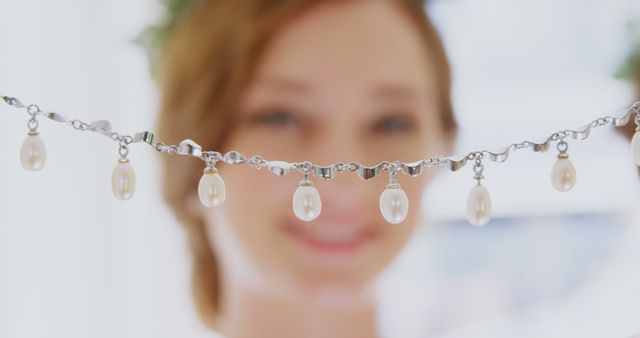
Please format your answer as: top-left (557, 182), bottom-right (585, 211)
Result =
top-left (112, 160), bottom-right (136, 200)
top-left (20, 133), bottom-right (46, 171)
top-left (293, 183), bottom-right (322, 221)
top-left (550, 156), bottom-right (576, 192)
top-left (379, 186), bottom-right (409, 224)
top-left (198, 171), bottom-right (226, 207)
top-left (466, 182), bottom-right (492, 227)
top-left (631, 131), bottom-right (640, 166)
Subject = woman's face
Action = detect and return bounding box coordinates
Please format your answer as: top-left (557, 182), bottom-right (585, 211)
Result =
top-left (199, 0), bottom-right (448, 296)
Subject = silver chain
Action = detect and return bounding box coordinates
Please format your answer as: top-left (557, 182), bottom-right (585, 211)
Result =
top-left (3, 95), bottom-right (639, 181)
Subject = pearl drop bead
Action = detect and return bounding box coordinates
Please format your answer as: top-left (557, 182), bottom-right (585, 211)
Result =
top-left (550, 156), bottom-right (576, 192)
top-left (112, 160), bottom-right (136, 200)
top-left (379, 185), bottom-right (409, 224)
top-left (198, 170), bottom-right (226, 207)
top-left (631, 131), bottom-right (640, 166)
top-left (20, 133), bottom-right (46, 171)
top-left (466, 182), bottom-right (492, 227)
top-left (292, 182), bottom-right (322, 222)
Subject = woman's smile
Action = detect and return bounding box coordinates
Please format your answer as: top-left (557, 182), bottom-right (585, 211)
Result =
top-left (283, 218), bottom-right (379, 256)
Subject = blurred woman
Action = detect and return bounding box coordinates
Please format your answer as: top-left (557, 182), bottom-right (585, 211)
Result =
top-left (154, 0), bottom-right (458, 336)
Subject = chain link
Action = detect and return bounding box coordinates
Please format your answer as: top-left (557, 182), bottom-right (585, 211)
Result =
top-left (70, 119), bottom-right (89, 130)
top-left (248, 155), bottom-right (267, 169)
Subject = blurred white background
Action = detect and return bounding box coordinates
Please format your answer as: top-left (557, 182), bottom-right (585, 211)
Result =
top-left (1, 0), bottom-right (639, 337)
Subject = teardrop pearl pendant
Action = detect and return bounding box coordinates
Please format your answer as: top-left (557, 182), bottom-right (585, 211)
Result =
top-left (631, 129), bottom-right (640, 166)
top-left (551, 141), bottom-right (576, 192)
top-left (292, 178), bottom-right (322, 222)
top-left (198, 167), bottom-right (226, 207)
top-left (379, 182), bottom-right (409, 224)
top-left (20, 131), bottom-right (46, 171)
top-left (466, 181), bottom-right (492, 227)
top-left (551, 153), bottom-right (576, 192)
top-left (112, 158), bottom-right (136, 200)
top-left (466, 159), bottom-right (492, 227)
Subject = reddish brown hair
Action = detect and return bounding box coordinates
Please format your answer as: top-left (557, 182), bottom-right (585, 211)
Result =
top-left (155, 0), bottom-right (457, 329)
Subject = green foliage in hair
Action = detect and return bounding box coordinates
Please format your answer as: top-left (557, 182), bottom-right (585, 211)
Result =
top-left (134, 0), bottom-right (196, 79)
top-left (615, 20), bottom-right (640, 82)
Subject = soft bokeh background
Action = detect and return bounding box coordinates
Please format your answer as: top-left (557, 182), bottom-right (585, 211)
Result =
top-left (1, 0), bottom-right (639, 337)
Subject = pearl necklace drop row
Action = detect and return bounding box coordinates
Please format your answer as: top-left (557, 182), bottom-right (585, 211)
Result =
top-left (4, 95), bottom-right (640, 227)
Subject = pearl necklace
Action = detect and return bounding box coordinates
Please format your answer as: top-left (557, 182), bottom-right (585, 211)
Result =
top-left (5, 95), bottom-right (640, 227)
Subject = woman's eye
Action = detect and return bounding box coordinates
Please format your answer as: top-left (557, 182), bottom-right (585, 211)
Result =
top-left (373, 115), bottom-right (415, 135)
top-left (251, 109), bottom-right (300, 128)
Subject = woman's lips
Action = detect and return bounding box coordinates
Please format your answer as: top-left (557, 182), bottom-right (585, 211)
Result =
top-left (284, 221), bottom-right (376, 254)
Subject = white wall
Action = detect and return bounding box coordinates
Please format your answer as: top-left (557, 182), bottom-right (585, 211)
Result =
top-left (1, 0), bottom-right (639, 337)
